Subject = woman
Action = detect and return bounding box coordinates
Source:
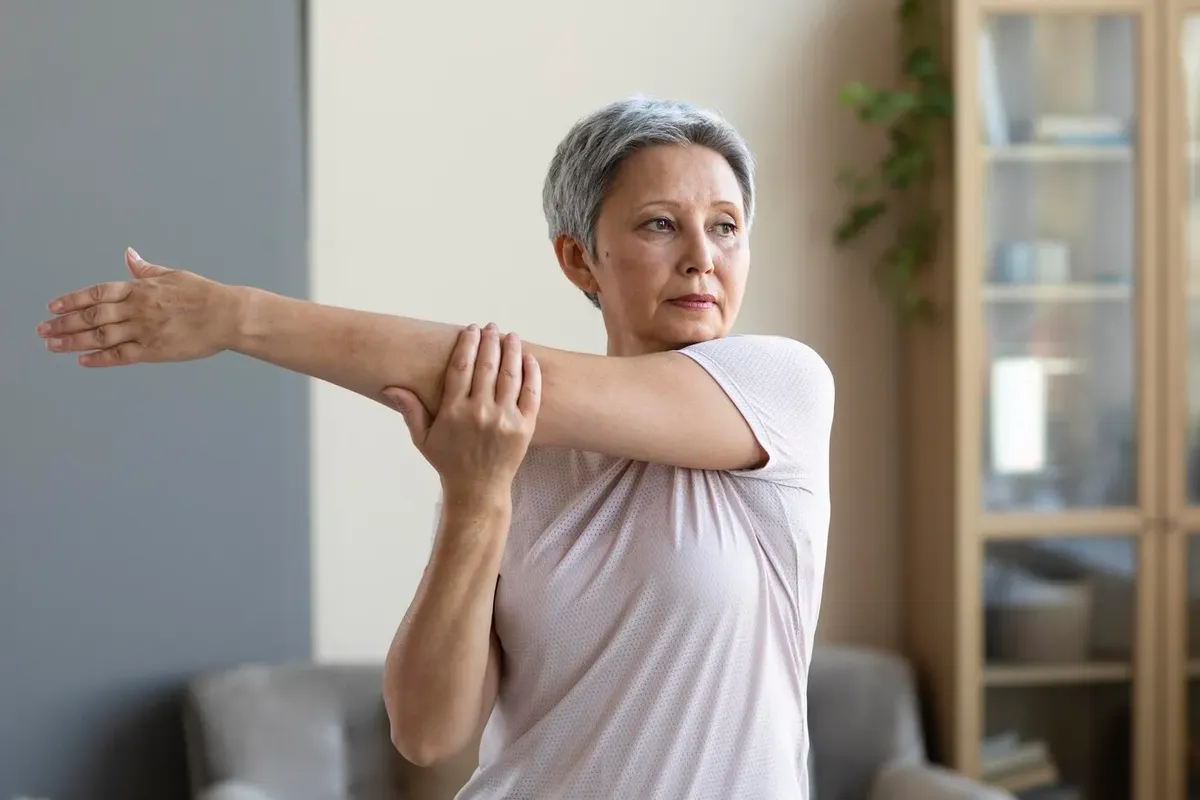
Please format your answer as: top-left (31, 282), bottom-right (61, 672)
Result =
top-left (36, 96), bottom-right (834, 798)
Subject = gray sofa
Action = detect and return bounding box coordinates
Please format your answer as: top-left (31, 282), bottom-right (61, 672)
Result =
top-left (183, 644), bottom-right (1012, 800)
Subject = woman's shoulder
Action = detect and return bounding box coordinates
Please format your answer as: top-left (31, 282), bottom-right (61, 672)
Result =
top-left (682, 334), bottom-right (833, 388)
top-left (680, 334), bottom-right (835, 420)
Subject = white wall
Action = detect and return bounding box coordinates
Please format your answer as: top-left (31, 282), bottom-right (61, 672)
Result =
top-left (310, 0), bottom-right (903, 661)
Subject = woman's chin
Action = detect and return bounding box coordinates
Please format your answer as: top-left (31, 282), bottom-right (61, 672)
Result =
top-left (657, 319), bottom-right (724, 348)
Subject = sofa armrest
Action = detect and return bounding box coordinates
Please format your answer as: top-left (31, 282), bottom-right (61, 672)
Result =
top-left (197, 780), bottom-right (277, 800)
top-left (869, 761), bottom-right (1017, 800)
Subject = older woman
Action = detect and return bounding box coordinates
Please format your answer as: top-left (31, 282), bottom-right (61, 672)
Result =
top-left (37, 96), bottom-right (834, 798)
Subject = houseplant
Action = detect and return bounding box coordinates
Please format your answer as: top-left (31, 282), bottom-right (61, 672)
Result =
top-left (833, 0), bottom-right (954, 321)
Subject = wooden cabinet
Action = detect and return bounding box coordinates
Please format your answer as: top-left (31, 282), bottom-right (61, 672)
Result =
top-left (904, 1), bottom-right (1184, 797)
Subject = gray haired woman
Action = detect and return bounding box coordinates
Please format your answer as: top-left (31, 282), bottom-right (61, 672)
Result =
top-left (37, 96), bottom-right (834, 799)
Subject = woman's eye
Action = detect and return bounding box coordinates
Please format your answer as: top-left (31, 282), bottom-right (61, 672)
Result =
top-left (714, 222), bottom-right (738, 236)
top-left (646, 218), bottom-right (674, 232)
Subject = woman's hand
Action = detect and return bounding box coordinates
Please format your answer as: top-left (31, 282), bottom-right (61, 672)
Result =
top-left (385, 323), bottom-right (541, 502)
top-left (36, 248), bottom-right (243, 367)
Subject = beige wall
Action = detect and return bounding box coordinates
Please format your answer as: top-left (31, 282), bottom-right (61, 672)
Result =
top-left (309, 0), bottom-right (902, 661)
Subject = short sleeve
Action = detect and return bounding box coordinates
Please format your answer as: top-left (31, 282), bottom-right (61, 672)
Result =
top-left (680, 334), bottom-right (835, 489)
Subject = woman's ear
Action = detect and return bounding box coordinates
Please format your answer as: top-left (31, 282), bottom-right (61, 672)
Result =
top-left (554, 235), bottom-right (601, 297)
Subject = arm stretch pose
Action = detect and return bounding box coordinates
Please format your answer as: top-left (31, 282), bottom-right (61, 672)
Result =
top-left (36, 96), bottom-right (836, 799)
top-left (37, 248), bottom-right (763, 472)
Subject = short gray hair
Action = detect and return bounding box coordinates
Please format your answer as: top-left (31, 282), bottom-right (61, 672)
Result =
top-left (542, 96), bottom-right (756, 308)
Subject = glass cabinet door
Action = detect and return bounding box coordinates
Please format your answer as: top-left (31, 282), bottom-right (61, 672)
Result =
top-left (1181, 17), bottom-right (1200, 507)
top-left (979, 12), bottom-right (1139, 516)
top-left (1177, 17), bottom-right (1200, 800)
top-left (982, 535), bottom-right (1138, 799)
top-left (973, 12), bottom-right (1149, 800)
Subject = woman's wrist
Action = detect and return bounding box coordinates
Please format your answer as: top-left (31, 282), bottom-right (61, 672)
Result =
top-left (440, 482), bottom-right (513, 521)
top-left (220, 284), bottom-right (266, 355)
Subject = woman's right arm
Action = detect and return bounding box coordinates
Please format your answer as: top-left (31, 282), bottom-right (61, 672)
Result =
top-left (384, 490), bottom-right (508, 765)
top-left (381, 325), bottom-right (539, 765)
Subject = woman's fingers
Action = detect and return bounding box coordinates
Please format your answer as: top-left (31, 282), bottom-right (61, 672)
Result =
top-left (471, 323), bottom-right (502, 399)
top-left (37, 301), bottom-right (132, 338)
top-left (518, 353), bottom-right (541, 419)
top-left (78, 342), bottom-right (147, 368)
top-left (443, 325), bottom-right (481, 404)
top-left (495, 333), bottom-right (523, 406)
top-left (44, 322), bottom-right (139, 353)
top-left (47, 281), bottom-right (133, 314)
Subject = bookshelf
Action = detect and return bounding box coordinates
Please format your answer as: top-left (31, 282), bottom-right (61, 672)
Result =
top-left (901, 1), bottom-right (1200, 799)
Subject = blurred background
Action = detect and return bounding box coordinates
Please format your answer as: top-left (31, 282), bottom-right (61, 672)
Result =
top-left (0, 0), bottom-right (900, 796)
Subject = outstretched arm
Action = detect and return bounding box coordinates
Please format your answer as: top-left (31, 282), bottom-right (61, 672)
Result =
top-left (38, 250), bottom-right (772, 470)
top-left (229, 286), bottom-right (765, 470)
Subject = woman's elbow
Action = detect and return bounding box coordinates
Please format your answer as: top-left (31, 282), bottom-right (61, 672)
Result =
top-left (390, 727), bottom-right (442, 768)
top-left (384, 688), bottom-right (466, 767)
top-left (389, 718), bottom-right (470, 768)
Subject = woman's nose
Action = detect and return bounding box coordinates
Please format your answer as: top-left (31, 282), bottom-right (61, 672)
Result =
top-left (679, 230), bottom-right (715, 275)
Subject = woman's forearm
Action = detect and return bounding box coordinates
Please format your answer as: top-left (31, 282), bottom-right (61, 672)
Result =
top-left (383, 491), bottom-right (508, 765)
top-left (228, 285), bottom-right (593, 446)
top-left (230, 286), bottom-right (461, 413)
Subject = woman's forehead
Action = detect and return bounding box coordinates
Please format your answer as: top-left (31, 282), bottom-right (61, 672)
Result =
top-left (606, 145), bottom-right (744, 211)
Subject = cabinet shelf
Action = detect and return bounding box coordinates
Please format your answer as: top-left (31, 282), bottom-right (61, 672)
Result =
top-left (982, 283), bottom-right (1132, 302)
top-left (984, 144), bottom-right (1132, 163)
top-left (982, 284), bottom-right (1200, 302)
top-left (983, 663), bottom-right (1133, 687)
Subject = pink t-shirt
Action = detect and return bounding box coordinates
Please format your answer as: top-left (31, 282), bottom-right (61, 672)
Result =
top-left (456, 334), bottom-right (835, 799)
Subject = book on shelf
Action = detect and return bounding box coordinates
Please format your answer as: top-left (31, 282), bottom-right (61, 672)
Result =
top-left (980, 733), bottom-right (1061, 793)
top-left (991, 760), bottom-right (1060, 793)
top-left (1016, 786), bottom-right (1082, 800)
top-left (978, 28), bottom-right (1008, 146)
top-left (1032, 114), bottom-right (1131, 147)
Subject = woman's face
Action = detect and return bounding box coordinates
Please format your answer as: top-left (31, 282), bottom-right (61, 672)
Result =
top-left (556, 144), bottom-right (750, 356)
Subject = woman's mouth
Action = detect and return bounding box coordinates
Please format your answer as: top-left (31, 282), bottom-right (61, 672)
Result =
top-left (669, 294), bottom-right (717, 311)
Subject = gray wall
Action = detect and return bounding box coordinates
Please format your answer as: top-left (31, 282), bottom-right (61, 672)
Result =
top-left (0, 2), bottom-right (310, 797)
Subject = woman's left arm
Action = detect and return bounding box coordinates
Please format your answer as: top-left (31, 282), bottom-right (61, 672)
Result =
top-left (38, 252), bottom-right (832, 472)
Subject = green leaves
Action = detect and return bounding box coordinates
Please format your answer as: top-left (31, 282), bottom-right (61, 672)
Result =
top-left (832, 0), bottom-right (949, 323)
top-left (834, 200), bottom-right (888, 245)
top-left (836, 168), bottom-right (876, 196)
top-left (881, 142), bottom-right (928, 189)
top-left (839, 83), bottom-right (920, 125)
top-left (905, 45), bottom-right (938, 80)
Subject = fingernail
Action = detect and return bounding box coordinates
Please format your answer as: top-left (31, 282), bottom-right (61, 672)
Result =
top-left (47, 338), bottom-right (63, 350)
top-left (127, 247), bottom-right (143, 263)
top-left (49, 300), bottom-right (63, 313)
top-left (36, 322), bottom-right (49, 336)
top-left (486, 322), bottom-right (498, 332)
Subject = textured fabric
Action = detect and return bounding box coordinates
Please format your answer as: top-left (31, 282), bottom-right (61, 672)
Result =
top-left (455, 334), bottom-right (836, 800)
